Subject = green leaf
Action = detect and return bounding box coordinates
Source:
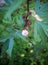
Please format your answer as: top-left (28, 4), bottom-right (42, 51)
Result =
top-left (35, 0), bottom-right (40, 13)
top-left (0, 36), bottom-right (9, 42)
top-left (38, 22), bottom-right (46, 44)
top-left (41, 22), bottom-right (48, 36)
top-left (5, 0), bottom-right (13, 4)
top-left (0, 6), bottom-right (9, 11)
top-left (19, 15), bottom-right (24, 26)
top-left (34, 21), bottom-right (41, 42)
top-left (8, 38), bottom-right (14, 57)
top-left (3, 16), bottom-right (14, 24)
top-left (1, 39), bottom-right (9, 55)
top-left (38, 12), bottom-right (48, 17)
top-left (34, 21), bottom-right (38, 40)
top-left (35, 2), bottom-right (48, 18)
top-left (16, 15), bottom-right (24, 28)
top-left (39, 3), bottom-right (48, 12)
top-left (5, 0), bottom-right (23, 18)
top-left (0, 29), bottom-right (15, 42)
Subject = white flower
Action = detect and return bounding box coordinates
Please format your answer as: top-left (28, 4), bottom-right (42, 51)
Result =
top-left (34, 14), bottom-right (43, 21)
top-left (22, 29), bottom-right (28, 36)
top-left (30, 10), bottom-right (43, 22)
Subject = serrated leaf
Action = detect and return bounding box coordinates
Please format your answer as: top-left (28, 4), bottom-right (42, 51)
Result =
top-left (40, 22), bottom-right (48, 36)
top-left (39, 3), bottom-right (48, 12)
top-left (38, 12), bottom-right (48, 17)
top-left (5, 0), bottom-right (23, 18)
top-left (3, 16), bottom-right (14, 24)
top-left (35, 2), bottom-right (48, 18)
top-left (0, 29), bottom-right (16, 42)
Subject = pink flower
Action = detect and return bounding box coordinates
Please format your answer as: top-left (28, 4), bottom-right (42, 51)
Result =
top-left (22, 29), bottom-right (28, 36)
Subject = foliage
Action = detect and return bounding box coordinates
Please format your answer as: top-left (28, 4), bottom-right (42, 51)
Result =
top-left (0, 0), bottom-right (48, 65)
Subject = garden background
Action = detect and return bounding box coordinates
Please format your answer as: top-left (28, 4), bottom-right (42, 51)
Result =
top-left (0, 0), bottom-right (48, 65)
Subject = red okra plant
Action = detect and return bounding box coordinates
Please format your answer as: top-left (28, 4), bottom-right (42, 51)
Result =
top-left (0, 0), bottom-right (48, 65)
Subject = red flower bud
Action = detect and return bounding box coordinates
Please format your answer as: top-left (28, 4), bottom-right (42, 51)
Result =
top-left (22, 15), bottom-right (27, 20)
top-left (27, 10), bottom-right (32, 15)
top-left (27, 20), bottom-right (32, 25)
